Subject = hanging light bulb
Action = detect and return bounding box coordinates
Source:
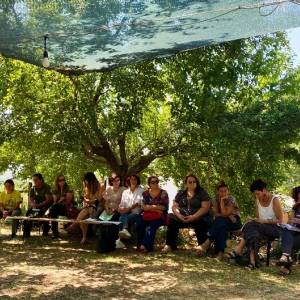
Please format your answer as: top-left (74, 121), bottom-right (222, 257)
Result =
top-left (42, 34), bottom-right (50, 68)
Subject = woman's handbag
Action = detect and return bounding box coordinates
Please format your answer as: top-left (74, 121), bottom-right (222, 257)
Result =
top-left (142, 210), bottom-right (162, 221)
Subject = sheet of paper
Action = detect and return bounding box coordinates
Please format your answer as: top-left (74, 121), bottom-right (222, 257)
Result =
top-left (278, 223), bottom-right (300, 232)
top-left (84, 218), bottom-right (120, 225)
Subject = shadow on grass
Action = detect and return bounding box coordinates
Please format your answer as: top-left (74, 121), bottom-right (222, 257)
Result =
top-left (1, 226), bottom-right (300, 299)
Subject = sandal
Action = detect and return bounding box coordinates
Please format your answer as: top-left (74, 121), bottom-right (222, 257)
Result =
top-left (276, 254), bottom-right (293, 267)
top-left (80, 238), bottom-right (87, 245)
top-left (138, 245), bottom-right (148, 253)
top-left (161, 245), bottom-right (172, 253)
top-left (226, 250), bottom-right (239, 259)
top-left (196, 246), bottom-right (207, 257)
top-left (245, 263), bottom-right (256, 271)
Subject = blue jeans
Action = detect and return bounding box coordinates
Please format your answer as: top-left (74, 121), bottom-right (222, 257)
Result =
top-left (137, 218), bottom-right (164, 251)
top-left (208, 216), bottom-right (242, 253)
top-left (119, 213), bottom-right (141, 230)
top-left (280, 229), bottom-right (300, 255)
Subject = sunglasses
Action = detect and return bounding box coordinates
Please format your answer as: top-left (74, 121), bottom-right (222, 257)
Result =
top-left (150, 180), bottom-right (159, 184)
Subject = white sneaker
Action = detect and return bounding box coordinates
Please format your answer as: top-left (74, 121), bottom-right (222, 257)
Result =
top-left (161, 245), bottom-right (172, 253)
top-left (118, 229), bottom-right (132, 239)
top-left (116, 239), bottom-right (126, 249)
top-left (279, 254), bottom-right (293, 263)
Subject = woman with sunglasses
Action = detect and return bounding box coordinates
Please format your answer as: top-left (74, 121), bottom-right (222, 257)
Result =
top-left (48, 175), bottom-right (76, 239)
top-left (52, 175), bottom-right (70, 203)
top-left (162, 174), bottom-right (211, 253)
top-left (137, 176), bottom-right (169, 253)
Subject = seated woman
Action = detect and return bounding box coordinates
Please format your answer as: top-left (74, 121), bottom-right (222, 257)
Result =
top-left (102, 174), bottom-right (126, 212)
top-left (0, 179), bottom-right (23, 238)
top-left (197, 181), bottom-right (242, 259)
top-left (162, 174), bottom-right (211, 253)
top-left (49, 190), bottom-right (79, 239)
top-left (137, 176), bottom-right (169, 253)
top-left (48, 175), bottom-right (74, 239)
top-left (276, 186), bottom-right (300, 275)
top-left (116, 175), bottom-right (143, 248)
top-left (229, 179), bottom-right (283, 270)
top-left (67, 172), bottom-right (104, 244)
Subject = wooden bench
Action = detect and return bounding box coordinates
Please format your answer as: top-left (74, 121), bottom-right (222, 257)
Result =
top-left (6, 216), bottom-right (120, 225)
top-left (4, 216), bottom-right (120, 236)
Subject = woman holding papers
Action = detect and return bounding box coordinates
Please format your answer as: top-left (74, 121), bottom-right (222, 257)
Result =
top-left (228, 179), bottom-right (283, 270)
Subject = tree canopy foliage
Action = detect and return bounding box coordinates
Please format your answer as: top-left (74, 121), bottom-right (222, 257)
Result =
top-left (0, 32), bottom-right (300, 213)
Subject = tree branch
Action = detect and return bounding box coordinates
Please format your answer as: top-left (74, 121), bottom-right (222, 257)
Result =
top-left (69, 76), bottom-right (121, 171)
top-left (81, 145), bottom-right (107, 165)
top-left (93, 75), bottom-right (112, 104)
top-left (118, 133), bottom-right (128, 169)
top-left (127, 154), bottom-right (157, 175)
top-left (127, 138), bottom-right (184, 175)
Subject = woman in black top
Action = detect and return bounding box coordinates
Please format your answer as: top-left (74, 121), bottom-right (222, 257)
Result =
top-left (162, 174), bottom-right (211, 252)
top-left (48, 175), bottom-right (79, 239)
top-left (52, 174), bottom-right (70, 203)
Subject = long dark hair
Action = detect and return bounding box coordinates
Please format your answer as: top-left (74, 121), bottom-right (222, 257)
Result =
top-left (292, 186), bottom-right (300, 203)
top-left (54, 174), bottom-right (69, 192)
top-left (83, 172), bottom-right (100, 197)
top-left (184, 174), bottom-right (201, 194)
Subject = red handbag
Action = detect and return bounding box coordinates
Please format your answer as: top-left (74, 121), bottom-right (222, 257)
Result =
top-left (142, 210), bottom-right (162, 221)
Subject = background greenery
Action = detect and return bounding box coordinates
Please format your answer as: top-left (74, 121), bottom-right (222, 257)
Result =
top-left (1, 32), bottom-right (300, 215)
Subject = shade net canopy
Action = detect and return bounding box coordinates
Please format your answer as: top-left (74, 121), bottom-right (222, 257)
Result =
top-left (0, 0), bottom-right (300, 73)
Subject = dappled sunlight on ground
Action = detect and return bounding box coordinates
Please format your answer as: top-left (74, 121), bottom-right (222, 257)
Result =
top-left (1, 225), bottom-right (300, 299)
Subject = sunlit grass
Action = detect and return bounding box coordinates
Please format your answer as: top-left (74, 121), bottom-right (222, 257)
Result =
top-left (0, 225), bottom-right (300, 299)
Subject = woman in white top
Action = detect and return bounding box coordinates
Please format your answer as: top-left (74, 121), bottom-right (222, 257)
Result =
top-left (228, 179), bottom-right (283, 269)
top-left (116, 175), bottom-right (143, 247)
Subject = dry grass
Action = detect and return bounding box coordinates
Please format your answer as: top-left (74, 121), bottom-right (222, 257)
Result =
top-left (0, 225), bottom-right (300, 300)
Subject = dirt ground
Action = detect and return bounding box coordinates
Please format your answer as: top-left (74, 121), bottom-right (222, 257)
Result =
top-left (0, 225), bottom-right (299, 300)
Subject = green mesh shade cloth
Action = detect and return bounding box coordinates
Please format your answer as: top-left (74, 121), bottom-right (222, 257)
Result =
top-left (0, 0), bottom-right (300, 73)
